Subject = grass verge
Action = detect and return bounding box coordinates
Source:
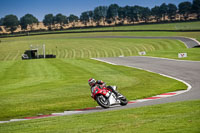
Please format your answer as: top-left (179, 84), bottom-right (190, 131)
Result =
top-left (1, 33), bottom-right (200, 61)
top-left (0, 100), bottom-right (199, 133)
top-left (0, 58), bottom-right (187, 120)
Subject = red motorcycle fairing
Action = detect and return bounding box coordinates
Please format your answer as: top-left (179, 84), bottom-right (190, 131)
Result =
top-left (91, 85), bottom-right (128, 108)
top-left (92, 86), bottom-right (111, 99)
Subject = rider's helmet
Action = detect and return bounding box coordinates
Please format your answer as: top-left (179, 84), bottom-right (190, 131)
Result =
top-left (88, 78), bottom-right (96, 87)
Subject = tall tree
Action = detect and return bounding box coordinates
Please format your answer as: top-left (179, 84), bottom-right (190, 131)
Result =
top-left (88, 10), bottom-right (94, 24)
top-left (123, 6), bottom-right (132, 23)
top-left (0, 18), bottom-right (4, 26)
top-left (20, 14), bottom-right (38, 30)
top-left (88, 11), bottom-right (94, 20)
top-left (3, 14), bottom-right (19, 33)
top-left (93, 6), bottom-right (108, 26)
top-left (160, 3), bottom-right (168, 21)
top-left (93, 6), bottom-right (101, 25)
top-left (167, 3), bottom-right (177, 21)
top-left (43, 14), bottom-right (54, 30)
top-left (68, 14), bottom-right (79, 27)
top-left (123, 6), bottom-right (136, 23)
top-left (80, 11), bottom-right (90, 26)
top-left (106, 4), bottom-right (119, 25)
top-left (151, 6), bottom-right (162, 22)
top-left (132, 6), bottom-right (142, 22)
top-left (178, 1), bottom-right (192, 20)
top-left (140, 7), bottom-right (151, 22)
top-left (118, 7), bottom-right (126, 24)
top-left (55, 13), bottom-right (68, 25)
top-left (192, 0), bottom-right (200, 19)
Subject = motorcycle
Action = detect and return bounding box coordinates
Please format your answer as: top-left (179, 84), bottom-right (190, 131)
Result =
top-left (91, 85), bottom-right (128, 108)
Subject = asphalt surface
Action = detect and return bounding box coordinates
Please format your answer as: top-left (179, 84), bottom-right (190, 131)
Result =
top-left (77, 36), bottom-right (200, 113)
top-left (75, 36), bottom-right (200, 48)
top-left (95, 57), bottom-right (200, 108)
top-left (2, 36), bottom-right (200, 123)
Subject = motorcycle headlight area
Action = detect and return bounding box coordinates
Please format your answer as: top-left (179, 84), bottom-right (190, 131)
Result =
top-left (105, 91), bottom-right (111, 97)
top-left (94, 89), bottom-right (99, 94)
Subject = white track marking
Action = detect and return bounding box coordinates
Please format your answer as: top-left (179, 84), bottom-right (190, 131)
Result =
top-left (135, 56), bottom-right (200, 63)
top-left (91, 57), bottom-right (192, 98)
top-left (91, 58), bottom-right (117, 65)
top-left (52, 111), bottom-right (83, 116)
top-left (0, 111), bottom-right (83, 123)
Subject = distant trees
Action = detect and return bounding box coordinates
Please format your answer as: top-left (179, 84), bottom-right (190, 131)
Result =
top-left (1, 0), bottom-right (200, 33)
top-left (125, 6), bottom-right (135, 23)
top-left (0, 18), bottom-right (4, 26)
top-left (160, 3), bottom-right (168, 21)
top-left (55, 13), bottom-right (68, 25)
top-left (43, 13), bottom-right (68, 29)
top-left (117, 7), bottom-right (126, 24)
top-left (151, 6), bottom-right (161, 22)
top-left (3, 15), bottom-right (19, 33)
top-left (140, 7), bottom-right (151, 23)
top-left (93, 6), bottom-right (108, 26)
top-left (167, 3), bottom-right (177, 21)
top-left (20, 14), bottom-right (39, 30)
top-left (80, 11), bottom-right (90, 26)
top-left (107, 4), bottom-right (119, 25)
top-left (178, 1), bottom-right (192, 20)
top-left (43, 14), bottom-right (54, 30)
top-left (68, 14), bottom-right (79, 27)
top-left (192, 0), bottom-right (200, 19)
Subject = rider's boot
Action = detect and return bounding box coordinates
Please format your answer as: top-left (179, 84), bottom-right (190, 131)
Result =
top-left (114, 91), bottom-right (123, 98)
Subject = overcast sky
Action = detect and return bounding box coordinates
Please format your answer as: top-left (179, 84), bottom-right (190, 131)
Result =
top-left (1, 0), bottom-right (193, 21)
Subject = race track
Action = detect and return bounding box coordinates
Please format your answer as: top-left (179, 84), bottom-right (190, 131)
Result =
top-left (93, 56), bottom-right (200, 111)
top-left (1, 36), bottom-right (200, 123)
top-left (75, 36), bottom-right (200, 48)
top-left (77, 36), bottom-right (200, 113)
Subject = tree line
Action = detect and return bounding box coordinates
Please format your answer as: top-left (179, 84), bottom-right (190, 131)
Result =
top-left (0, 0), bottom-right (200, 33)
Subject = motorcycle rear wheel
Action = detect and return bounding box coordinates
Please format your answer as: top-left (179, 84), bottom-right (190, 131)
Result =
top-left (96, 95), bottom-right (110, 108)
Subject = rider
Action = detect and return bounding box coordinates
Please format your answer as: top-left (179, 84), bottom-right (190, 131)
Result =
top-left (88, 78), bottom-right (120, 97)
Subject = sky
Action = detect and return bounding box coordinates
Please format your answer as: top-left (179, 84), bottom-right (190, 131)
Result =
top-left (1, 0), bottom-right (193, 21)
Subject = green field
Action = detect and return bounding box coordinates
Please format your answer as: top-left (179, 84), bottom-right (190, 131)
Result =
top-left (0, 22), bottom-right (200, 131)
top-left (0, 59), bottom-right (187, 120)
top-left (0, 100), bottom-right (199, 133)
top-left (0, 30), bottom-right (200, 120)
top-left (1, 32), bottom-right (200, 61)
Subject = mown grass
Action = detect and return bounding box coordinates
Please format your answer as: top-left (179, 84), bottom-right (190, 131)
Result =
top-left (0, 100), bottom-right (199, 133)
top-left (0, 58), bottom-right (187, 120)
top-left (1, 33), bottom-right (200, 61)
top-left (0, 31), bottom-right (198, 120)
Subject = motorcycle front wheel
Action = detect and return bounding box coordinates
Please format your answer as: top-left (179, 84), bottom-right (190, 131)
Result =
top-left (120, 97), bottom-right (128, 106)
top-left (96, 95), bottom-right (110, 108)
